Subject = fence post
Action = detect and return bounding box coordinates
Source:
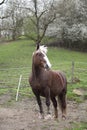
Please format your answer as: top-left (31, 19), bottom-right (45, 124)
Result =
top-left (16, 75), bottom-right (22, 101)
top-left (71, 61), bottom-right (74, 83)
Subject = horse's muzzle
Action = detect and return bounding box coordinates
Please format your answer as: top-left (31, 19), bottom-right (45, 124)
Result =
top-left (45, 64), bottom-right (50, 70)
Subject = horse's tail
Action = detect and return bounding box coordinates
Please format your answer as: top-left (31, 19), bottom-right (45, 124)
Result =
top-left (57, 88), bottom-right (67, 118)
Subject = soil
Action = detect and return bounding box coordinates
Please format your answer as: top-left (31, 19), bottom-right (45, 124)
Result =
top-left (0, 94), bottom-right (87, 130)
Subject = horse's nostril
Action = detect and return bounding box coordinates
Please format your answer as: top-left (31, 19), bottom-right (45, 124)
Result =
top-left (45, 64), bottom-right (50, 70)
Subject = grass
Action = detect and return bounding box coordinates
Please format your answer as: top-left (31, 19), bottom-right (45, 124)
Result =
top-left (0, 40), bottom-right (87, 102)
top-left (66, 122), bottom-right (87, 130)
top-left (0, 40), bottom-right (34, 68)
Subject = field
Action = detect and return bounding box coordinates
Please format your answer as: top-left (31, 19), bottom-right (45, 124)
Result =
top-left (0, 40), bottom-right (87, 130)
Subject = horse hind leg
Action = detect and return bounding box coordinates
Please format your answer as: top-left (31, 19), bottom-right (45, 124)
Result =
top-left (58, 90), bottom-right (67, 119)
top-left (51, 96), bottom-right (58, 118)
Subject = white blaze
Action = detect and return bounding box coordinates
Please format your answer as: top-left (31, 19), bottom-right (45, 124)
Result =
top-left (39, 45), bottom-right (51, 68)
top-left (44, 54), bottom-right (51, 68)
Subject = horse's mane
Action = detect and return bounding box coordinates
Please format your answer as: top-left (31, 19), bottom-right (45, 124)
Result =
top-left (39, 45), bottom-right (48, 54)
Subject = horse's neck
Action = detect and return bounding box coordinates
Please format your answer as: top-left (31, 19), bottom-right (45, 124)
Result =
top-left (32, 63), bottom-right (42, 79)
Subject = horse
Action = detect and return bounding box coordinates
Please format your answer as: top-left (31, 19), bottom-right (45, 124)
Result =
top-left (29, 44), bottom-right (67, 119)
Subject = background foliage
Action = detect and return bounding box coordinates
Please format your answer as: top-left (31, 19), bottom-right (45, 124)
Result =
top-left (0, 0), bottom-right (87, 51)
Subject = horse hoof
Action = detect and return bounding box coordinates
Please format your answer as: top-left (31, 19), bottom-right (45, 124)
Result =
top-left (45, 114), bottom-right (52, 120)
top-left (62, 115), bottom-right (66, 120)
top-left (53, 116), bottom-right (58, 119)
top-left (54, 115), bottom-right (58, 119)
top-left (38, 113), bottom-right (44, 119)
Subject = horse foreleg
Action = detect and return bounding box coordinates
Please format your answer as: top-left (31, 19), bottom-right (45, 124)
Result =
top-left (51, 96), bottom-right (58, 118)
top-left (44, 87), bottom-right (51, 115)
top-left (32, 89), bottom-right (44, 118)
top-left (36, 95), bottom-right (44, 119)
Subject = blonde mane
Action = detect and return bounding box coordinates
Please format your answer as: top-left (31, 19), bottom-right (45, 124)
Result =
top-left (38, 45), bottom-right (51, 68)
top-left (39, 45), bottom-right (48, 54)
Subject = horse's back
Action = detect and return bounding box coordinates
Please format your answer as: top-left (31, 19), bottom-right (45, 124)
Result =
top-left (56, 70), bottom-right (67, 86)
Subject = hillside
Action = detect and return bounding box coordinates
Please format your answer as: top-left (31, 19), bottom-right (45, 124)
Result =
top-left (0, 40), bottom-right (87, 101)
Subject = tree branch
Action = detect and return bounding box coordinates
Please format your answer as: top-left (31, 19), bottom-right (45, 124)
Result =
top-left (0, 15), bottom-right (10, 19)
top-left (0, 0), bottom-right (6, 5)
top-left (38, 10), bottom-right (47, 20)
top-left (13, 4), bottom-right (35, 14)
top-left (39, 24), bottom-right (48, 43)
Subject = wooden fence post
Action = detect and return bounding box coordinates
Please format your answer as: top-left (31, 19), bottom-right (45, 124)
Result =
top-left (71, 61), bottom-right (74, 83)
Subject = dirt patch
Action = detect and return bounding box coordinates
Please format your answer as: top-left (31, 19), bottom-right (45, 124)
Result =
top-left (0, 96), bottom-right (87, 130)
top-left (73, 88), bottom-right (87, 96)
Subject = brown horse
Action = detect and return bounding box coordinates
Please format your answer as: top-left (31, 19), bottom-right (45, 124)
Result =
top-left (29, 45), bottom-right (67, 119)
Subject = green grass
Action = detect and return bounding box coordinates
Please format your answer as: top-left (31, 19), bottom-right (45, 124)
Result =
top-left (0, 40), bottom-right (34, 68)
top-left (66, 122), bottom-right (87, 130)
top-left (0, 40), bottom-right (87, 102)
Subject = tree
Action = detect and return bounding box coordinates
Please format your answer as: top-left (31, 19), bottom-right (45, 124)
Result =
top-left (61, 0), bottom-right (87, 50)
top-left (1, 0), bottom-right (24, 40)
top-left (0, 0), bottom-right (57, 43)
top-left (23, 0), bottom-right (57, 45)
top-left (46, 0), bottom-right (87, 51)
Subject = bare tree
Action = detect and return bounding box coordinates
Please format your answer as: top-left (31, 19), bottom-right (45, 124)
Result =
top-left (23, 0), bottom-right (57, 45)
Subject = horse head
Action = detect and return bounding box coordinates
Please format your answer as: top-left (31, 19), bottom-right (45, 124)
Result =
top-left (33, 44), bottom-right (51, 69)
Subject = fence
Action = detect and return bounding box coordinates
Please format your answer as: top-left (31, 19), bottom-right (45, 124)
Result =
top-left (0, 61), bottom-right (87, 100)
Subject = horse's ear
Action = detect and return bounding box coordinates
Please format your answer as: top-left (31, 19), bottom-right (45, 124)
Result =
top-left (36, 43), bottom-right (40, 50)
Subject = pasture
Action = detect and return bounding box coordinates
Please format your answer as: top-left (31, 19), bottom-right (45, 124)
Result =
top-left (0, 40), bottom-right (87, 130)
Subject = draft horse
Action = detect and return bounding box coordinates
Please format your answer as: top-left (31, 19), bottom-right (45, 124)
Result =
top-left (29, 44), bottom-right (67, 119)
